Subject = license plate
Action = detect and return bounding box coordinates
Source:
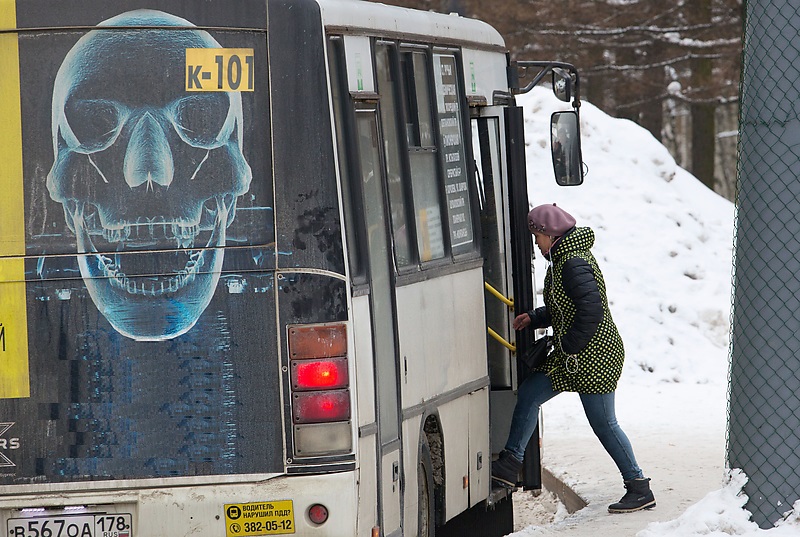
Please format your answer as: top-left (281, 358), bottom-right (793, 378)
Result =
top-left (7, 513), bottom-right (132, 537)
top-left (224, 501), bottom-right (295, 536)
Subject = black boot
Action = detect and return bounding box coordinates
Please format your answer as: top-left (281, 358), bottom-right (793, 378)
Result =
top-left (608, 477), bottom-right (656, 513)
top-left (491, 450), bottom-right (522, 489)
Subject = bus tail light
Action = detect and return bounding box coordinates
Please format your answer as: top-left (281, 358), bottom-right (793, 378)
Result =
top-left (292, 357), bottom-right (348, 391)
top-left (289, 324), bottom-right (347, 359)
top-left (292, 390), bottom-right (350, 423)
top-left (294, 422), bottom-right (352, 456)
top-left (288, 323), bottom-right (352, 457)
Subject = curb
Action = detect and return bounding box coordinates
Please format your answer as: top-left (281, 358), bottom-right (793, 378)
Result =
top-left (541, 466), bottom-right (588, 514)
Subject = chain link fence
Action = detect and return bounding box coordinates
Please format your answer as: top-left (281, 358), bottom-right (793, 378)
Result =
top-left (728, 0), bottom-right (800, 529)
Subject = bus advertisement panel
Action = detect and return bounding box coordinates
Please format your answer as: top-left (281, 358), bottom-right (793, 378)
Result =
top-left (0, 0), bottom-right (283, 484)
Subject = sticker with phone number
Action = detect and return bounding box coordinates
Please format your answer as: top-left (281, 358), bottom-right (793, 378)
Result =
top-left (224, 500), bottom-right (294, 536)
top-left (7, 513), bottom-right (132, 537)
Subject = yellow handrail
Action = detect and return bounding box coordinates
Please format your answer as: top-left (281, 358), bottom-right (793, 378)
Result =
top-left (484, 281), bottom-right (514, 308)
top-left (485, 282), bottom-right (516, 352)
top-left (487, 326), bottom-right (516, 353)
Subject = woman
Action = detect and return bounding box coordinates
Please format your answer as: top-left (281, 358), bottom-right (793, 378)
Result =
top-left (491, 203), bottom-right (655, 513)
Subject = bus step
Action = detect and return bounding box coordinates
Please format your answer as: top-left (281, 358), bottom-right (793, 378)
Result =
top-left (487, 484), bottom-right (511, 508)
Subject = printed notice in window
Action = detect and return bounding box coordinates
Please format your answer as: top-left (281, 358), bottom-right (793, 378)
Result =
top-left (434, 53), bottom-right (473, 252)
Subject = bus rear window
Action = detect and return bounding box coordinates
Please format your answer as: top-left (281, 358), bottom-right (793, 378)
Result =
top-left (2, 11), bottom-right (283, 485)
top-left (25, 26), bottom-right (274, 274)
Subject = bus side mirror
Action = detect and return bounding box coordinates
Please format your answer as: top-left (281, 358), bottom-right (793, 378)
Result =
top-left (551, 68), bottom-right (573, 103)
top-left (551, 111), bottom-right (584, 186)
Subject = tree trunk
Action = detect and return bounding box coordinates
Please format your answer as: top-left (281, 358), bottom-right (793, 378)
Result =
top-left (689, 0), bottom-right (716, 190)
top-left (691, 101), bottom-right (716, 189)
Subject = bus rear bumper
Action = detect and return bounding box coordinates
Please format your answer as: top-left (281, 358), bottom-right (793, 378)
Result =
top-left (0, 471), bottom-right (359, 537)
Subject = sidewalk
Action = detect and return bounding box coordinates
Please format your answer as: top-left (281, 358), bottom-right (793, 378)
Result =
top-left (508, 382), bottom-right (728, 536)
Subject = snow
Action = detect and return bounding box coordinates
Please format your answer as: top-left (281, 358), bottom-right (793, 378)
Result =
top-left (503, 88), bottom-right (800, 535)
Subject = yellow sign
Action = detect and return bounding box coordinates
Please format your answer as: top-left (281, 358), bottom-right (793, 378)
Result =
top-left (185, 48), bottom-right (254, 92)
top-left (0, 260), bottom-right (29, 399)
top-left (0, 7), bottom-right (30, 400)
top-left (224, 500), bottom-right (295, 536)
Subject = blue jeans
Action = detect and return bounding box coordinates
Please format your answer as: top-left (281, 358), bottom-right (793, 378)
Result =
top-left (504, 371), bottom-right (644, 481)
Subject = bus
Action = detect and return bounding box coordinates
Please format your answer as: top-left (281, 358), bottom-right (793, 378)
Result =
top-left (0, 1), bottom-right (583, 536)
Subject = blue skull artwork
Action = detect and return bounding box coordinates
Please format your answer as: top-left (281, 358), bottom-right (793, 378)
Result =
top-left (46, 10), bottom-right (252, 341)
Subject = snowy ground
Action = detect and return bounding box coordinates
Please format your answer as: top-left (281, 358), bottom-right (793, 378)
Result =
top-left (502, 89), bottom-right (800, 536)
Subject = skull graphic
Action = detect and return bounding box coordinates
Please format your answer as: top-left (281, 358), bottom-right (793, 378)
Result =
top-left (46, 10), bottom-right (252, 341)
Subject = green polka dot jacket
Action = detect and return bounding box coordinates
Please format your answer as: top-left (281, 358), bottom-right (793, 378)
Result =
top-left (526, 226), bottom-right (624, 393)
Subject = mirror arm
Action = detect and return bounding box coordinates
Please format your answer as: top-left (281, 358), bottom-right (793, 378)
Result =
top-left (510, 61), bottom-right (581, 108)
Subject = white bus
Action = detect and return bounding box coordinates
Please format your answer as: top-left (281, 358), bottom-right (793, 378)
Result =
top-left (0, 0), bottom-right (583, 536)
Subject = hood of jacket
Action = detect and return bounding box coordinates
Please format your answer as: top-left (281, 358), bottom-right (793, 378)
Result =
top-left (547, 226), bottom-right (595, 261)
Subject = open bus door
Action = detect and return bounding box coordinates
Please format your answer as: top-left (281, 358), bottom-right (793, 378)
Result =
top-left (474, 62), bottom-right (583, 493)
top-left (472, 103), bottom-right (540, 492)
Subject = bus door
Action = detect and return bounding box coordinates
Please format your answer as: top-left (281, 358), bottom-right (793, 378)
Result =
top-left (354, 106), bottom-right (403, 536)
top-left (471, 105), bottom-right (541, 489)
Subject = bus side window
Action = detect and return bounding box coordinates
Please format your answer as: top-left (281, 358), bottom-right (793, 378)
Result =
top-left (401, 51), bottom-right (434, 147)
top-left (399, 49), bottom-right (446, 263)
top-left (375, 44), bottom-right (416, 269)
top-left (328, 36), bottom-right (366, 282)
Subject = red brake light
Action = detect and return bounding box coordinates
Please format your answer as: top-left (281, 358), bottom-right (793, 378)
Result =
top-left (292, 357), bottom-right (348, 391)
top-left (293, 390), bottom-right (351, 423)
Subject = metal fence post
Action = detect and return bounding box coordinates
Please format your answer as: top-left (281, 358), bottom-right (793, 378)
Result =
top-left (729, 0), bottom-right (800, 528)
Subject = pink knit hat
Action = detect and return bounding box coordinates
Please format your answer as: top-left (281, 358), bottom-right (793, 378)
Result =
top-left (527, 203), bottom-right (576, 236)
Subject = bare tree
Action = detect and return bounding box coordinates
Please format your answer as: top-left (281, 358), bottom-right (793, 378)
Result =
top-left (373, 0), bottom-right (743, 198)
